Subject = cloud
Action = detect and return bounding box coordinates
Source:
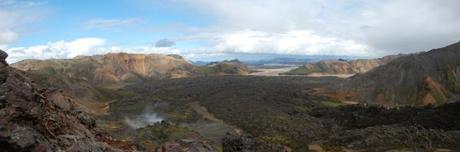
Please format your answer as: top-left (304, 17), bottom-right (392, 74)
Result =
top-left (6, 38), bottom-right (106, 63)
top-left (359, 0), bottom-right (460, 53)
top-left (5, 37), bottom-right (184, 63)
top-left (0, 30), bottom-right (18, 45)
top-left (2, 34), bottom-right (366, 64)
top-left (166, 0), bottom-right (460, 54)
top-left (85, 18), bottom-right (142, 30)
top-left (209, 30), bottom-right (369, 56)
top-left (155, 39), bottom-right (176, 47)
top-left (5, 0), bottom-right (460, 61)
top-left (0, 0), bottom-right (46, 48)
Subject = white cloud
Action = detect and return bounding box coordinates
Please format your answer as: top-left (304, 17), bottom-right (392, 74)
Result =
top-left (164, 0), bottom-right (460, 54)
top-left (5, 37), bottom-right (185, 63)
top-left (3, 34), bottom-right (368, 64)
top-left (179, 29), bottom-right (370, 57)
top-left (107, 46), bottom-right (182, 55)
top-left (6, 38), bottom-right (106, 63)
top-left (359, 0), bottom-right (460, 53)
top-left (4, 0), bottom-right (460, 61)
top-left (0, 30), bottom-right (18, 45)
top-left (0, 0), bottom-right (46, 48)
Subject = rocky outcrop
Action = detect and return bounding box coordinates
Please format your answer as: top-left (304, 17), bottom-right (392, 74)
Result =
top-left (202, 59), bottom-right (250, 76)
top-left (324, 41), bottom-right (460, 106)
top-left (284, 54), bottom-right (403, 76)
top-left (0, 50), bottom-right (132, 151)
top-left (0, 50), bottom-right (8, 65)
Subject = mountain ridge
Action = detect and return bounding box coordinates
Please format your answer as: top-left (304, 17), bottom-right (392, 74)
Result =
top-left (284, 54), bottom-right (404, 76)
top-left (320, 41), bottom-right (460, 106)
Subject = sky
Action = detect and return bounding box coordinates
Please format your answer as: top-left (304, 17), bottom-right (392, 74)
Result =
top-left (1, 0), bottom-right (460, 63)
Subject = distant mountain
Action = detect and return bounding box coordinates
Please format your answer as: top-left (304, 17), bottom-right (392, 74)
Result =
top-left (245, 56), bottom-right (359, 66)
top-left (284, 54), bottom-right (403, 76)
top-left (11, 53), bottom-right (250, 104)
top-left (201, 59), bottom-right (250, 76)
top-left (246, 57), bottom-right (314, 66)
top-left (323, 42), bottom-right (460, 106)
top-left (192, 55), bottom-right (358, 66)
top-left (11, 53), bottom-right (197, 106)
top-left (13, 53), bottom-right (196, 85)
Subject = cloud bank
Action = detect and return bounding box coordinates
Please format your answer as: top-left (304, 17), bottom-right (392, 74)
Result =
top-left (210, 30), bottom-right (369, 56)
top-left (6, 37), bottom-right (183, 63)
top-left (177, 0), bottom-right (460, 55)
top-left (7, 38), bottom-right (105, 63)
top-left (0, 0), bottom-right (46, 49)
top-left (3, 0), bottom-right (460, 62)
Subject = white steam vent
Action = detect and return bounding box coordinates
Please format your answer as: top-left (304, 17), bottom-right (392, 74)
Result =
top-left (124, 113), bottom-right (164, 129)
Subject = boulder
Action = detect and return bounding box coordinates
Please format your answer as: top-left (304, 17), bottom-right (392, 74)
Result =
top-left (0, 50), bottom-right (8, 65)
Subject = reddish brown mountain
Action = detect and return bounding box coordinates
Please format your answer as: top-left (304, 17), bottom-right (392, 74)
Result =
top-left (322, 42), bottom-right (460, 106)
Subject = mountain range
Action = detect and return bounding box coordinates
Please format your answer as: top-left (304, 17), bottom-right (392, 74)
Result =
top-left (283, 54), bottom-right (404, 76)
top-left (2, 41), bottom-right (460, 151)
top-left (11, 53), bottom-right (249, 103)
top-left (319, 41), bottom-right (460, 106)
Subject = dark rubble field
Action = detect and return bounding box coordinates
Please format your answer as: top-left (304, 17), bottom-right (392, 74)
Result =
top-left (99, 76), bottom-right (460, 151)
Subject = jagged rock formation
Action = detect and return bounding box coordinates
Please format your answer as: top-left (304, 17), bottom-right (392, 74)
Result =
top-left (202, 59), bottom-right (250, 76)
top-left (0, 50), bottom-right (131, 151)
top-left (284, 54), bottom-right (403, 76)
top-left (324, 41), bottom-right (460, 106)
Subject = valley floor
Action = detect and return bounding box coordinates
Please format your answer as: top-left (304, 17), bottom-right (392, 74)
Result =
top-left (93, 76), bottom-right (460, 151)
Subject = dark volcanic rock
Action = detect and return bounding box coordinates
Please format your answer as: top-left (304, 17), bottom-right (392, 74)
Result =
top-left (310, 102), bottom-right (460, 150)
top-left (222, 132), bottom-right (257, 152)
top-left (222, 132), bottom-right (291, 152)
top-left (0, 55), bottom-right (130, 151)
top-left (0, 49), bottom-right (8, 65)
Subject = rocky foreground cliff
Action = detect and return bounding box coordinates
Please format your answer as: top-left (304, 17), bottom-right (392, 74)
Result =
top-left (0, 51), bottom-right (134, 151)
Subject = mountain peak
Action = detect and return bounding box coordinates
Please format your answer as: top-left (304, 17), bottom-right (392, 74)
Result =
top-left (325, 41), bottom-right (460, 106)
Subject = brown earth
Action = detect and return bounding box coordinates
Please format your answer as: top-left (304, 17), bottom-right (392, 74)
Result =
top-left (284, 54), bottom-right (403, 76)
top-left (324, 41), bottom-right (460, 106)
